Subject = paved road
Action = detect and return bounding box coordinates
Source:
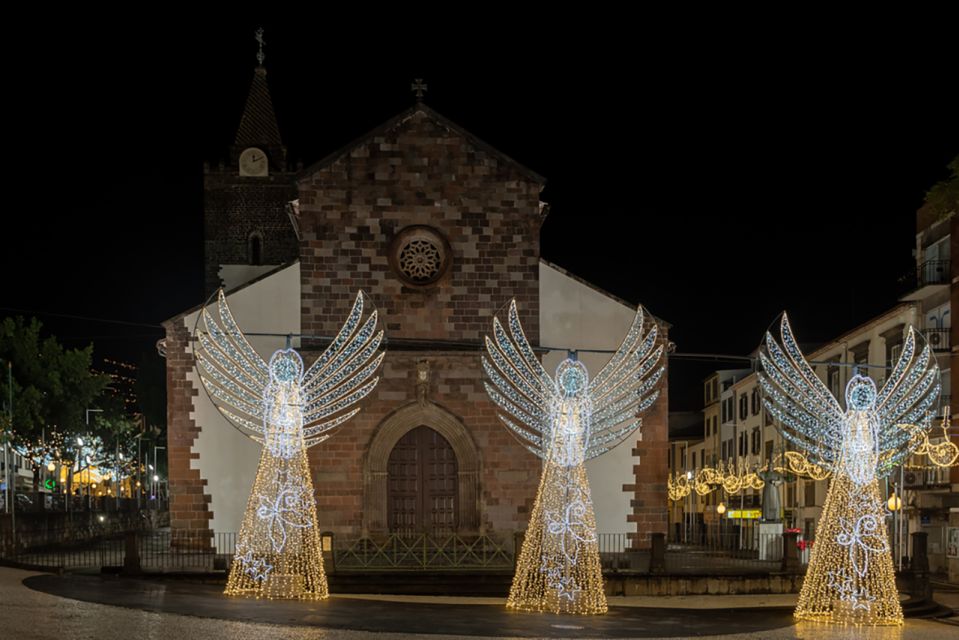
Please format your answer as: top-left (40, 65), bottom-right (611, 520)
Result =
top-left (1, 567), bottom-right (956, 639)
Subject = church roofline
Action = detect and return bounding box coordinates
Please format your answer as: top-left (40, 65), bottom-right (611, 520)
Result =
top-left (163, 260), bottom-right (299, 326)
top-left (297, 103), bottom-right (546, 185)
top-left (540, 258), bottom-right (673, 330)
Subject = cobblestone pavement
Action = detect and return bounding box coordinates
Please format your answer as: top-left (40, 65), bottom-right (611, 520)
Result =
top-left (2, 568), bottom-right (956, 639)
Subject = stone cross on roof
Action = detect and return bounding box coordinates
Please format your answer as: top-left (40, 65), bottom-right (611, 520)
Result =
top-left (411, 78), bottom-right (428, 102)
top-left (255, 27), bottom-right (266, 66)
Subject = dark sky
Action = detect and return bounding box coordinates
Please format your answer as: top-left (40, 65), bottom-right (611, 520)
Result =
top-left (5, 18), bottom-right (957, 410)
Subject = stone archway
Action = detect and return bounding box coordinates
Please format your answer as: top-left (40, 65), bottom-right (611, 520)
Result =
top-left (364, 402), bottom-right (480, 534)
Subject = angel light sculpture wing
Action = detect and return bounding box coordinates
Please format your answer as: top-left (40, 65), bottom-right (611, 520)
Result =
top-left (483, 299), bottom-right (664, 615)
top-left (194, 290), bottom-right (384, 600)
top-left (758, 313), bottom-right (940, 626)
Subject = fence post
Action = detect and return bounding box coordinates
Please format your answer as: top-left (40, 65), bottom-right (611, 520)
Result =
top-left (650, 532), bottom-right (666, 574)
top-left (123, 530), bottom-right (141, 575)
top-left (781, 531), bottom-right (799, 571)
top-left (513, 531), bottom-right (525, 569)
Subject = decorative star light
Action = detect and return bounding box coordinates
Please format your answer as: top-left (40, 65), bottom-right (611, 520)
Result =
top-left (759, 313), bottom-right (940, 626)
top-left (195, 290), bottom-right (384, 600)
top-left (236, 546), bottom-right (274, 583)
top-left (484, 299), bottom-right (664, 615)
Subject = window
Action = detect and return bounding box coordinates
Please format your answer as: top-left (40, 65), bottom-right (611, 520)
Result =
top-left (739, 395), bottom-right (748, 421)
top-left (751, 388), bottom-right (760, 415)
top-left (739, 432), bottom-right (747, 456)
top-left (700, 450), bottom-right (705, 469)
top-left (249, 232), bottom-right (263, 265)
top-left (765, 440), bottom-right (773, 462)
top-left (804, 480), bottom-right (816, 507)
top-left (721, 441), bottom-right (727, 459)
top-left (828, 367), bottom-right (841, 401)
top-left (889, 342), bottom-right (903, 369)
top-left (751, 428), bottom-right (761, 455)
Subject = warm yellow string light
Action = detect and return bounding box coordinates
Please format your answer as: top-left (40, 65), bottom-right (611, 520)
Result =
top-left (508, 453), bottom-right (607, 615)
top-left (224, 441), bottom-right (327, 599)
top-left (795, 473), bottom-right (902, 626)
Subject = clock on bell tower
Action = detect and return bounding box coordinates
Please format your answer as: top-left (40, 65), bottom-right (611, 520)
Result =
top-left (239, 147), bottom-right (269, 177)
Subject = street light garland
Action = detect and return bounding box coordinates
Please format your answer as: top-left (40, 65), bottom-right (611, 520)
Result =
top-left (759, 314), bottom-right (939, 626)
top-left (195, 290), bottom-right (384, 600)
top-left (483, 300), bottom-right (664, 615)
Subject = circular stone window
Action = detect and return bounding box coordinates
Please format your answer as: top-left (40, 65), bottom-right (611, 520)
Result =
top-left (389, 226), bottom-right (451, 286)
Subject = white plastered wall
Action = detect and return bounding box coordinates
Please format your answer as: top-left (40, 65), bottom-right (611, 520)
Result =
top-left (179, 263), bottom-right (301, 536)
top-left (539, 262), bottom-right (646, 548)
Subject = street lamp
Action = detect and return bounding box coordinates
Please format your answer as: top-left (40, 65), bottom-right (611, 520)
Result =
top-left (887, 493), bottom-right (901, 512)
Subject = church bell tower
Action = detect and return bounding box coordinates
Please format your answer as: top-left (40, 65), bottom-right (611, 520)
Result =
top-left (203, 28), bottom-right (299, 296)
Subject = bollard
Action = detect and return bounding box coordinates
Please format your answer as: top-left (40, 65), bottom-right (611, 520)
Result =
top-left (909, 531), bottom-right (932, 603)
top-left (782, 531), bottom-right (800, 572)
top-left (650, 532), bottom-right (666, 574)
top-left (122, 530), bottom-right (141, 575)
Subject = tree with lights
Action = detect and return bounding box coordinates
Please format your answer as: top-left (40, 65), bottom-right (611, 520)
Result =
top-left (0, 316), bottom-right (117, 496)
top-left (483, 300), bottom-right (664, 614)
top-left (759, 314), bottom-right (940, 625)
top-left (195, 290), bottom-right (384, 599)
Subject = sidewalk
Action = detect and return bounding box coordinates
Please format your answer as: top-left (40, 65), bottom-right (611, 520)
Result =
top-left (4, 567), bottom-right (957, 639)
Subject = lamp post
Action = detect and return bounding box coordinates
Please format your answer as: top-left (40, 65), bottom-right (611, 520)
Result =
top-left (3, 361), bottom-right (11, 516)
top-left (152, 446), bottom-right (165, 508)
top-left (717, 501), bottom-right (726, 547)
top-left (3, 360), bottom-right (13, 548)
top-left (84, 409), bottom-right (102, 512)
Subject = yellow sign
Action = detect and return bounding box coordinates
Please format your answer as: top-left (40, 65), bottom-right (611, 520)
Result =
top-left (727, 509), bottom-right (761, 519)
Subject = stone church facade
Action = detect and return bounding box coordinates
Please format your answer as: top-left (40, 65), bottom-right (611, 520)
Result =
top-left (163, 63), bottom-right (668, 552)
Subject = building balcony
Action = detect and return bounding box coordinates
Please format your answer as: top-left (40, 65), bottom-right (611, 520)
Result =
top-left (900, 260), bottom-right (951, 301)
top-left (924, 327), bottom-right (951, 352)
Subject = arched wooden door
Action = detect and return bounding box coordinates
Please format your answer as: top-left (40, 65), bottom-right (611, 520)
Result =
top-left (387, 426), bottom-right (458, 533)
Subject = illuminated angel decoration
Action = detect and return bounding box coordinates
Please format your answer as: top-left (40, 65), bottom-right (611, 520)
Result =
top-left (484, 300), bottom-right (664, 614)
top-left (759, 314), bottom-right (939, 625)
top-left (195, 290), bottom-right (384, 600)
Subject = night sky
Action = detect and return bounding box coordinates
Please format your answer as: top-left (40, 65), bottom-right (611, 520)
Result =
top-left (5, 19), bottom-right (957, 410)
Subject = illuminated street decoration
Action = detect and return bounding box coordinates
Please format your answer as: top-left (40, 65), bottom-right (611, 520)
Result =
top-left (759, 314), bottom-right (939, 625)
top-left (484, 300), bottom-right (664, 614)
top-left (667, 462), bottom-right (762, 502)
top-left (901, 408), bottom-right (958, 468)
top-left (773, 451), bottom-right (833, 481)
top-left (195, 290), bottom-right (384, 600)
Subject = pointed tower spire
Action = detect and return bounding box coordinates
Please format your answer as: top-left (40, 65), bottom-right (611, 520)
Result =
top-left (234, 28), bottom-right (283, 149)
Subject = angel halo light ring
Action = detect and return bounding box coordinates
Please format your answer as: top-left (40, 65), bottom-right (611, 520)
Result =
top-left (194, 289), bottom-right (384, 600)
top-left (483, 299), bottom-right (664, 615)
top-left (759, 312), bottom-right (940, 626)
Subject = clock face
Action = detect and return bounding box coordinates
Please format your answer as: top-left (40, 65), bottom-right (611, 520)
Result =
top-left (239, 147), bottom-right (268, 177)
